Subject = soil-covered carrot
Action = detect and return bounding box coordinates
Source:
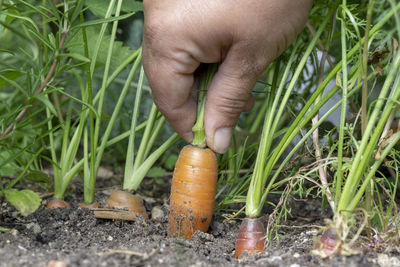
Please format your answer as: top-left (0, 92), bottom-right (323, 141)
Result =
top-left (235, 217), bottom-right (265, 258)
top-left (168, 64), bottom-right (219, 239)
top-left (168, 145), bottom-right (218, 239)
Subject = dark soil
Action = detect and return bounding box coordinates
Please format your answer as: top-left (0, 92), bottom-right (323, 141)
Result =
top-left (1, 173), bottom-right (399, 267)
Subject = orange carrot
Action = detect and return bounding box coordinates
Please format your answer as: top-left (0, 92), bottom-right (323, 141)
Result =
top-left (235, 217), bottom-right (265, 258)
top-left (168, 145), bottom-right (218, 239)
top-left (168, 64), bottom-right (219, 239)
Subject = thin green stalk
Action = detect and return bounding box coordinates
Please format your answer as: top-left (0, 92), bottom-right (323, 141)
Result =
top-left (5, 147), bottom-right (44, 190)
top-left (260, 3), bottom-right (399, 190)
top-left (361, 0), bottom-right (374, 234)
top-left (63, 118), bottom-right (151, 187)
top-left (361, 0), bottom-right (374, 134)
top-left (144, 116), bottom-right (166, 159)
top-left (45, 94), bottom-right (59, 194)
top-left (127, 133), bottom-right (179, 190)
top-left (348, 132), bottom-right (400, 211)
top-left (132, 103), bottom-right (158, 170)
top-left (246, 61), bottom-right (280, 217)
top-left (336, 1), bottom-right (349, 205)
top-left (94, 52), bottom-right (142, 171)
top-left (338, 48), bottom-right (400, 212)
top-left (59, 101), bottom-right (72, 178)
top-left (89, 0), bottom-right (116, 78)
top-left (92, 0), bottom-right (123, 171)
top-left (124, 66), bottom-right (145, 182)
top-left (81, 11), bottom-right (96, 204)
top-left (386, 154), bottom-right (399, 219)
top-left (58, 72), bottom-right (87, 198)
top-left (250, 61), bottom-right (280, 134)
top-left (192, 64), bottom-right (219, 147)
top-left (258, 72), bottom-right (376, 214)
top-left (246, 6), bottom-right (337, 216)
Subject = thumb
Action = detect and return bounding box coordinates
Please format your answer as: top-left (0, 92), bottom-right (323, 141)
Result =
top-left (204, 55), bottom-right (261, 154)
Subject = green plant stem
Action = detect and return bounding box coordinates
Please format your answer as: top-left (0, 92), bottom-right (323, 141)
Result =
top-left (361, 0), bottom-right (374, 134)
top-left (126, 133), bottom-right (180, 190)
top-left (335, 1), bottom-right (349, 206)
top-left (92, 0), bottom-right (122, 170)
top-left (348, 132), bottom-right (400, 211)
top-left (89, 0), bottom-right (116, 78)
top-left (62, 119), bottom-right (151, 188)
top-left (81, 11), bottom-right (96, 204)
top-left (192, 64), bottom-right (219, 147)
top-left (133, 103), bottom-right (158, 170)
top-left (259, 72), bottom-right (375, 214)
top-left (124, 66), bottom-right (145, 183)
top-left (261, 2), bottom-right (399, 189)
top-left (94, 53), bottom-right (142, 172)
top-left (246, 60), bottom-right (280, 217)
top-left (4, 147), bottom-right (44, 191)
top-left (250, 62), bottom-right (280, 134)
top-left (144, 116), bottom-right (166, 159)
top-left (245, 6), bottom-right (336, 217)
top-left (338, 50), bottom-right (400, 212)
top-left (361, 0), bottom-right (374, 234)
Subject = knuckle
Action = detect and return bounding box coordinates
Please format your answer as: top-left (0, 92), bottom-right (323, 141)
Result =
top-left (143, 18), bottom-right (163, 43)
top-left (214, 93), bottom-right (249, 120)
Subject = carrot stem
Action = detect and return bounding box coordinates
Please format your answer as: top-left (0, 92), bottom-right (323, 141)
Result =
top-left (192, 64), bottom-right (219, 147)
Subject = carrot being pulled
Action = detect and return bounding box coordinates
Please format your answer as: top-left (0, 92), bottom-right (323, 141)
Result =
top-left (168, 64), bottom-right (219, 239)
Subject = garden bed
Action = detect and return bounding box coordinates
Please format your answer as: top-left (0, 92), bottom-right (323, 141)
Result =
top-left (1, 174), bottom-right (398, 267)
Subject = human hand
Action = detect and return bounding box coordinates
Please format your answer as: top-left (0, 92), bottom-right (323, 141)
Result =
top-left (142, 0), bottom-right (312, 153)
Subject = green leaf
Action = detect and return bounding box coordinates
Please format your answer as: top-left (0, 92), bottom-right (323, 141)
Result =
top-left (0, 71), bottom-right (22, 88)
top-left (58, 53), bottom-right (91, 63)
top-left (85, 0), bottom-right (143, 17)
top-left (32, 94), bottom-right (57, 117)
top-left (147, 167), bottom-right (166, 178)
top-left (4, 189), bottom-right (41, 216)
top-left (164, 154), bottom-right (178, 170)
top-left (23, 170), bottom-right (52, 184)
top-left (0, 151), bottom-right (20, 177)
top-left (67, 26), bottom-right (132, 73)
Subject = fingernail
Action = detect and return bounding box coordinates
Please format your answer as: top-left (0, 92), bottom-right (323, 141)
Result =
top-left (213, 128), bottom-right (233, 154)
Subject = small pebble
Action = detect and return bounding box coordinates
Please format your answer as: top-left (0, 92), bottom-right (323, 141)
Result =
top-left (107, 236), bottom-right (113, 241)
top-left (48, 260), bottom-right (68, 267)
top-left (10, 229), bottom-right (18, 236)
top-left (151, 206), bottom-right (164, 220)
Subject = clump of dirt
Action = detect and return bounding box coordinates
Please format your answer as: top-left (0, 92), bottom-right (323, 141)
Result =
top-left (0, 177), bottom-right (397, 266)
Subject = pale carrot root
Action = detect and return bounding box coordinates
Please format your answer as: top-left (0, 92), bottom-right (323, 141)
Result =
top-left (46, 199), bottom-right (72, 209)
top-left (105, 190), bottom-right (148, 220)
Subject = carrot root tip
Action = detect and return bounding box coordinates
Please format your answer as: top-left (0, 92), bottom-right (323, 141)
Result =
top-left (46, 199), bottom-right (72, 209)
top-left (235, 217), bottom-right (266, 258)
